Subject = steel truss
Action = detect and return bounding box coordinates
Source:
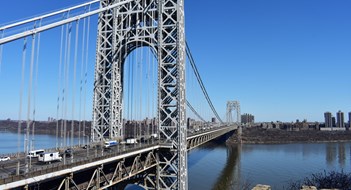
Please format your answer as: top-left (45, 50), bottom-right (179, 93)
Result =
top-left (187, 127), bottom-right (236, 150)
top-left (55, 151), bottom-right (157, 189)
top-left (93, 0), bottom-right (187, 189)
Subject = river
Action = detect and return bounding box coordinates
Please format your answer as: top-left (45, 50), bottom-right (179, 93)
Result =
top-left (1, 132), bottom-right (350, 189)
top-left (0, 132), bottom-right (81, 154)
top-left (188, 141), bottom-right (351, 189)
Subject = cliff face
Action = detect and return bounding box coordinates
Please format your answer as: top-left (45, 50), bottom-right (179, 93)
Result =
top-left (0, 120), bottom-right (91, 136)
top-left (228, 127), bottom-right (351, 144)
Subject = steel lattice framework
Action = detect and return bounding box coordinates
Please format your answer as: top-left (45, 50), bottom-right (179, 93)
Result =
top-left (92, 0), bottom-right (187, 189)
top-left (226, 101), bottom-right (241, 124)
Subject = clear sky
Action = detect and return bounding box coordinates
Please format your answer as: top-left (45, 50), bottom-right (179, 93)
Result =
top-left (0, 0), bottom-right (350, 122)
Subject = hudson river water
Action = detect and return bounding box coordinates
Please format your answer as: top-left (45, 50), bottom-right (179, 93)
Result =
top-left (1, 132), bottom-right (351, 189)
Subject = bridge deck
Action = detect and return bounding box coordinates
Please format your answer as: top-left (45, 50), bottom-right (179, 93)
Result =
top-left (0, 126), bottom-right (237, 189)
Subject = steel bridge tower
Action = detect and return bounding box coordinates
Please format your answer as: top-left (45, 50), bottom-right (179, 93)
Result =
top-left (226, 101), bottom-right (241, 125)
top-left (92, 0), bottom-right (187, 189)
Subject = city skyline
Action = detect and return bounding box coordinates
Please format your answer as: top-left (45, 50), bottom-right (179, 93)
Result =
top-left (0, 0), bottom-right (350, 122)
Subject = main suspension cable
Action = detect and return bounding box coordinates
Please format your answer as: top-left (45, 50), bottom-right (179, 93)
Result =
top-left (186, 100), bottom-right (205, 122)
top-left (185, 41), bottom-right (223, 123)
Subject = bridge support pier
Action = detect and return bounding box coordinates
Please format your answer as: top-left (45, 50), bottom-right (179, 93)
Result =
top-left (237, 126), bottom-right (242, 143)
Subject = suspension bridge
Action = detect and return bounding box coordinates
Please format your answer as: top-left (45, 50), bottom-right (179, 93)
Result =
top-left (0, 0), bottom-right (241, 189)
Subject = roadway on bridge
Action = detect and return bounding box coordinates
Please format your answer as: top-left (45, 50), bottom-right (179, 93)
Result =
top-left (0, 125), bottom-right (236, 183)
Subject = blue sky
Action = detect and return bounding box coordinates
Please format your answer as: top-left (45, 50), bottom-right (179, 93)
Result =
top-left (185, 0), bottom-right (351, 122)
top-left (0, 0), bottom-right (350, 122)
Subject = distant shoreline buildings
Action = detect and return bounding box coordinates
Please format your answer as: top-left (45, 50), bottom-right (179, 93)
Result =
top-left (322, 110), bottom-right (350, 131)
top-left (241, 113), bottom-right (255, 124)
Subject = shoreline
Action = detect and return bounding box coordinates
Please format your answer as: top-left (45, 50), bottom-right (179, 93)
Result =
top-left (238, 139), bottom-right (351, 145)
top-left (228, 127), bottom-right (351, 144)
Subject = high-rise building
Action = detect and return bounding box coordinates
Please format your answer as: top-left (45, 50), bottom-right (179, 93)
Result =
top-left (324, 112), bottom-right (332, 128)
top-left (336, 110), bottom-right (345, 128)
top-left (349, 112), bottom-right (351, 128)
top-left (332, 117), bottom-right (336, 127)
top-left (241, 113), bottom-right (255, 124)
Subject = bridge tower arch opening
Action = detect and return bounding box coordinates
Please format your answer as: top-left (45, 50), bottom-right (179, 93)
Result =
top-left (121, 45), bottom-right (158, 139)
top-left (226, 101), bottom-right (241, 125)
top-left (92, 0), bottom-right (187, 189)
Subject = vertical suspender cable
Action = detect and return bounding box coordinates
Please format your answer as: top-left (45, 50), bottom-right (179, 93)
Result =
top-left (32, 20), bottom-right (42, 152)
top-left (26, 33), bottom-right (36, 172)
top-left (131, 51), bottom-right (135, 137)
top-left (139, 45), bottom-right (142, 139)
top-left (140, 50), bottom-right (142, 137)
top-left (18, 37), bottom-right (27, 165)
top-left (83, 13), bottom-right (91, 144)
top-left (62, 22), bottom-right (69, 148)
top-left (71, 20), bottom-right (79, 149)
top-left (128, 50), bottom-right (131, 121)
top-left (62, 23), bottom-right (68, 148)
top-left (147, 44), bottom-right (151, 137)
top-left (57, 23), bottom-right (65, 149)
top-left (151, 48), bottom-right (155, 136)
top-left (79, 16), bottom-right (86, 146)
top-left (128, 5), bottom-right (132, 137)
top-left (65, 23), bottom-right (72, 147)
top-left (135, 10), bottom-right (140, 139)
top-left (140, 1), bottom-right (145, 138)
top-left (63, 21), bottom-right (72, 149)
top-left (136, 48), bottom-right (139, 138)
top-left (126, 11), bottom-right (131, 136)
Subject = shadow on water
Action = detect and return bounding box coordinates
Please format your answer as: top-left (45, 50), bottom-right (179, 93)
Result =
top-left (187, 132), bottom-right (234, 168)
top-left (188, 139), bottom-right (224, 168)
top-left (211, 143), bottom-right (243, 190)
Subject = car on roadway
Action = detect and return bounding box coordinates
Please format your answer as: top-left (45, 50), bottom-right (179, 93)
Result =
top-left (62, 148), bottom-right (73, 157)
top-left (0, 156), bottom-right (10, 161)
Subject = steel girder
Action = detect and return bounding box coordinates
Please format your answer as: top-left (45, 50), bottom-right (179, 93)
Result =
top-left (92, 0), bottom-right (187, 189)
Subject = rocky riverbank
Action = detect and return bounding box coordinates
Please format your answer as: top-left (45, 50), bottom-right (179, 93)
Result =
top-left (228, 127), bottom-right (351, 144)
